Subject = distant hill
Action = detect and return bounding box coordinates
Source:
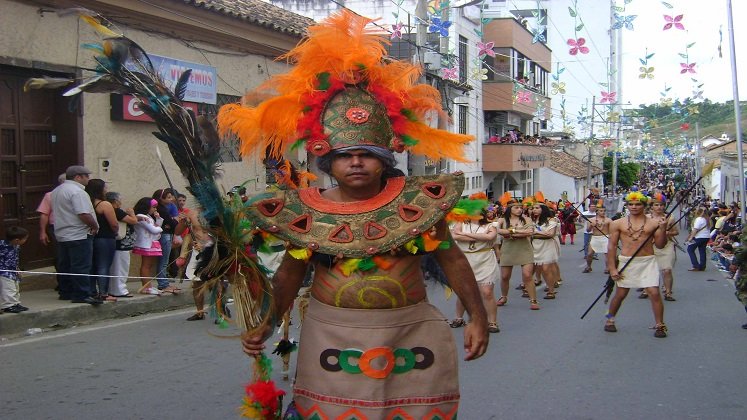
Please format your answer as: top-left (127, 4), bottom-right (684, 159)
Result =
top-left (636, 100), bottom-right (746, 141)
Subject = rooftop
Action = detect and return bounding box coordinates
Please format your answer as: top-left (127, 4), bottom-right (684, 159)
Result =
top-left (550, 150), bottom-right (604, 179)
top-left (182, 0), bottom-right (313, 37)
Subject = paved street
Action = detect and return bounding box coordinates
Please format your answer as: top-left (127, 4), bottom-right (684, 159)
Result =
top-left (2, 240), bottom-right (746, 419)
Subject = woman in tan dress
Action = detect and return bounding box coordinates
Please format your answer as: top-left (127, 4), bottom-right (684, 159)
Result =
top-left (495, 198), bottom-right (538, 310)
top-left (450, 211), bottom-right (500, 333)
top-left (531, 202), bottom-right (561, 299)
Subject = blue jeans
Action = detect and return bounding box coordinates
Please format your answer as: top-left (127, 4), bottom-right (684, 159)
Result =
top-left (91, 237), bottom-right (116, 296)
top-left (57, 237), bottom-right (94, 300)
top-left (583, 232), bottom-right (591, 254)
top-left (156, 233), bottom-right (173, 289)
top-left (687, 238), bottom-right (709, 270)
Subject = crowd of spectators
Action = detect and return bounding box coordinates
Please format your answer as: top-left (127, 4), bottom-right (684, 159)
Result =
top-left (486, 130), bottom-right (558, 146)
top-left (0, 166), bottom-right (211, 312)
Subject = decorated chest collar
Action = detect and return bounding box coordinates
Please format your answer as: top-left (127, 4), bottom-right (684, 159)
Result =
top-left (250, 173), bottom-right (465, 258)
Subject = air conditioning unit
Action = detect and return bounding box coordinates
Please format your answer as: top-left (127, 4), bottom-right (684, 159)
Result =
top-left (423, 51), bottom-right (442, 70)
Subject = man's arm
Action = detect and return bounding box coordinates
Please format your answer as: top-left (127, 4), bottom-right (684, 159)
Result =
top-left (39, 213), bottom-right (50, 245)
top-left (653, 217), bottom-right (668, 249)
top-left (78, 213), bottom-right (98, 235)
top-left (432, 220), bottom-right (488, 361)
top-left (241, 252), bottom-right (308, 356)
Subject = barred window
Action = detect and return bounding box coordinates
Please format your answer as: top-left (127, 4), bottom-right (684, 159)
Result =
top-left (458, 104), bottom-right (468, 134)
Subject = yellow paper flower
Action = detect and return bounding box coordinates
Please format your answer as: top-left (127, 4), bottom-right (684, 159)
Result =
top-left (624, 191), bottom-right (647, 203)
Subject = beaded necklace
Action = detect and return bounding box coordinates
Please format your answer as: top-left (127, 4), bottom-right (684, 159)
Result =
top-left (627, 216), bottom-right (645, 241)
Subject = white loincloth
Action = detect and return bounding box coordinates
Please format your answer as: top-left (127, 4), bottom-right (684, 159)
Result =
top-left (654, 241), bottom-right (676, 270)
top-left (616, 255), bottom-right (660, 289)
top-left (590, 235), bottom-right (609, 254)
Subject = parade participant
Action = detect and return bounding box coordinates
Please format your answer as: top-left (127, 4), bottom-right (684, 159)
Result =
top-left (583, 200), bottom-right (611, 274)
top-left (531, 195), bottom-right (561, 299)
top-left (605, 192), bottom-right (669, 338)
top-left (495, 193), bottom-right (538, 309)
top-left (731, 226), bottom-right (747, 329)
top-left (450, 194), bottom-right (500, 333)
top-left (581, 201), bottom-right (597, 257)
top-left (227, 11), bottom-right (487, 417)
top-left (558, 198), bottom-right (579, 245)
top-left (644, 193), bottom-right (679, 301)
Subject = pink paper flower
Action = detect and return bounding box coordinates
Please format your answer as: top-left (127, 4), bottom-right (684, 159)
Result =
top-left (680, 63), bottom-right (696, 74)
top-left (477, 41), bottom-right (495, 57)
top-left (600, 91), bottom-right (617, 104)
top-left (567, 38), bottom-right (589, 55)
top-left (663, 15), bottom-right (685, 31)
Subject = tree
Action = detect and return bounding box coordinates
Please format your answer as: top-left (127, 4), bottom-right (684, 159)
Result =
top-left (603, 155), bottom-right (640, 189)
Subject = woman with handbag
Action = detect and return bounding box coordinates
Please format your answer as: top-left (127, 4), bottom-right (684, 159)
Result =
top-left (106, 192), bottom-right (138, 297)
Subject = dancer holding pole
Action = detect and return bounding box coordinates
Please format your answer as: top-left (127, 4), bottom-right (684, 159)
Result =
top-left (604, 192), bottom-right (669, 338)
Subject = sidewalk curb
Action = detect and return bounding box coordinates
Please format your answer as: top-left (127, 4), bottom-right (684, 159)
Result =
top-left (0, 292), bottom-right (193, 339)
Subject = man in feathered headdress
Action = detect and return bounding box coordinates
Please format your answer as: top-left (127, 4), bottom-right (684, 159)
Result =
top-left (605, 191), bottom-right (669, 338)
top-left (229, 11), bottom-right (488, 417)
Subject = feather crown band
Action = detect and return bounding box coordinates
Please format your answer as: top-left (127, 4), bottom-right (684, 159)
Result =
top-left (625, 191), bottom-right (648, 203)
top-left (651, 192), bottom-right (667, 203)
top-left (217, 10), bottom-right (473, 161)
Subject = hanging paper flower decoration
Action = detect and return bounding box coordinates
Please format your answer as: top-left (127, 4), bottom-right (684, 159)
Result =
top-left (532, 26), bottom-right (547, 43)
top-left (639, 66), bottom-right (655, 79)
top-left (659, 97), bottom-right (673, 107)
top-left (607, 111), bottom-right (620, 122)
top-left (441, 66), bottom-right (458, 81)
top-left (600, 91), bottom-right (617, 103)
top-left (551, 81), bottom-right (566, 95)
top-left (680, 63), bottom-right (696, 74)
top-left (567, 38), bottom-right (589, 55)
top-left (680, 123), bottom-right (690, 131)
top-left (391, 22), bottom-right (404, 40)
top-left (612, 13), bottom-right (637, 30)
top-left (429, 17), bottom-right (452, 37)
top-left (477, 41), bottom-right (495, 57)
top-left (470, 66), bottom-right (488, 81)
top-left (601, 140), bottom-right (612, 148)
top-left (663, 15), bottom-right (685, 30)
top-left (516, 90), bottom-right (532, 103)
top-left (688, 105), bottom-right (700, 115)
top-left (692, 89), bottom-right (704, 100)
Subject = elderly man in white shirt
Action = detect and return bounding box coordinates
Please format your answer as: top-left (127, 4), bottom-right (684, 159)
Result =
top-left (51, 165), bottom-right (101, 305)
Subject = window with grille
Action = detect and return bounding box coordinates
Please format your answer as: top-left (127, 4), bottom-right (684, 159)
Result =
top-left (458, 35), bottom-right (468, 84)
top-left (458, 105), bottom-right (468, 134)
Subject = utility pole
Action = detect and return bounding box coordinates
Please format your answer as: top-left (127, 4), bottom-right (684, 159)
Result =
top-left (415, 0), bottom-right (427, 68)
top-left (727, 0), bottom-right (745, 222)
top-left (586, 96), bottom-right (596, 201)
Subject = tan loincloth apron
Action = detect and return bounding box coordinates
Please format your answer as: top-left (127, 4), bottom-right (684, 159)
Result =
top-left (654, 241), bottom-right (676, 270)
top-left (590, 235), bottom-right (609, 254)
top-left (616, 255), bottom-right (660, 289)
top-left (291, 298), bottom-right (459, 419)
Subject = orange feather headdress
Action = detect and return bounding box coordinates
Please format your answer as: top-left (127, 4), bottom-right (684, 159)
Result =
top-left (217, 10), bottom-right (473, 162)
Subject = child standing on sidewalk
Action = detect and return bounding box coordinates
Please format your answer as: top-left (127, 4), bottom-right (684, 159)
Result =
top-left (0, 226), bottom-right (30, 313)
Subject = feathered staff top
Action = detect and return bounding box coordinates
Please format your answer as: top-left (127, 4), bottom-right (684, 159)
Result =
top-left (217, 10), bottom-right (473, 162)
